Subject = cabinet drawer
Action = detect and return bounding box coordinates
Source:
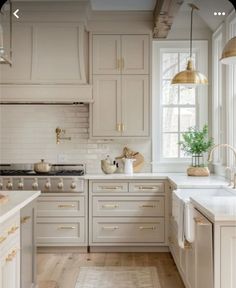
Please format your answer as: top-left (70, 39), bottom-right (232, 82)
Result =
top-left (93, 196), bottom-right (164, 217)
top-left (129, 182), bottom-right (165, 193)
top-left (36, 217), bottom-right (85, 244)
top-left (92, 217), bottom-right (164, 243)
top-left (37, 196), bottom-right (85, 217)
top-left (92, 182), bottom-right (128, 193)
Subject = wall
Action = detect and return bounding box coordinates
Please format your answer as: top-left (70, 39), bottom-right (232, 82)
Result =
top-left (0, 104), bottom-right (152, 173)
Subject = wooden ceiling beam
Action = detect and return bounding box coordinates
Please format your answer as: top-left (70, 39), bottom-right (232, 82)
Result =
top-left (153, 0), bottom-right (184, 39)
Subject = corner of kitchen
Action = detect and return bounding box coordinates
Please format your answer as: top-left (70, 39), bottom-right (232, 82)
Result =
top-left (0, 1), bottom-right (236, 288)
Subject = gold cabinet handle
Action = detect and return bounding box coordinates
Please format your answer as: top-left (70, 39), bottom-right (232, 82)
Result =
top-left (117, 59), bottom-right (121, 70)
top-left (0, 236), bottom-right (7, 244)
top-left (184, 240), bottom-right (192, 249)
top-left (102, 226), bottom-right (119, 230)
top-left (121, 123), bottom-right (125, 132)
top-left (116, 123), bottom-right (121, 132)
top-left (57, 226), bottom-right (76, 230)
top-left (168, 236), bottom-right (174, 244)
top-left (102, 204), bottom-right (119, 208)
top-left (5, 249), bottom-right (17, 262)
top-left (8, 225), bottom-right (19, 235)
top-left (140, 204), bottom-right (156, 208)
top-left (137, 186), bottom-right (159, 190)
top-left (121, 58), bottom-right (125, 70)
top-left (58, 204), bottom-right (76, 208)
top-left (194, 217), bottom-right (205, 225)
top-left (21, 216), bottom-right (31, 224)
top-left (99, 186), bottom-right (122, 190)
top-left (139, 226), bottom-right (157, 230)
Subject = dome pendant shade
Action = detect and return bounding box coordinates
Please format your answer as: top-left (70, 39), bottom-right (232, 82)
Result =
top-left (171, 59), bottom-right (208, 87)
top-left (220, 36), bottom-right (236, 65)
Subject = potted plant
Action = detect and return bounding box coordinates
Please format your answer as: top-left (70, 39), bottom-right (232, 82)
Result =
top-left (179, 125), bottom-right (214, 176)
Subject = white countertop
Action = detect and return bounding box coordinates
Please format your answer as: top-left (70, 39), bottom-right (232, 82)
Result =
top-left (85, 173), bottom-right (228, 188)
top-left (0, 190), bottom-right (41, 224)
top-left (191, 195), bottom-right (236, 222)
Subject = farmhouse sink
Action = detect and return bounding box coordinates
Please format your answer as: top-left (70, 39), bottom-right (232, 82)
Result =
top-left (172, 187), bottom-right (235, 248)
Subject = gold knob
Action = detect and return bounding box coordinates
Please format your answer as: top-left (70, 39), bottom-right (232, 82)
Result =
top-left (5, 249), bottom-right (17, 262)
top-left (8, 225), bottom-right (19, 235)
top-left (21, 216), bottom-right (31, 224)
top-left (0, 236), bottom-right (7, 244)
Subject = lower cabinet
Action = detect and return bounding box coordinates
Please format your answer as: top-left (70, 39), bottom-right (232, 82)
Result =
top-left (89, 180), bottom-right (167, 247)
top-left (36, 193), bottom-right (87, 247)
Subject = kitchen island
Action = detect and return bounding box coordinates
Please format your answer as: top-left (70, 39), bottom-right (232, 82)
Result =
top-left (0, 190), bottom-right (40, 288)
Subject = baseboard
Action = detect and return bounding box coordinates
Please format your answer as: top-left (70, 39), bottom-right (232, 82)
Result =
top-left (89, 246), bottom-right (169, 252)
top-left (37, 246), bottom-right (88, 254)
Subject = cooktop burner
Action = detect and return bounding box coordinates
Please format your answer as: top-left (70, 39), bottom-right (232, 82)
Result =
top-left (0, 170), bottom-right (85, 176)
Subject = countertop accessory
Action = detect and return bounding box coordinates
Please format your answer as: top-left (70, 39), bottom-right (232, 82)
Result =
top-left (179, 125), bottom-right (213, 176)
top-left (171, 3), bottom-right (208, 86)
top-left (55, 127), bottom-right (72, 144)
top-left (123, 158), bottom-right (135, 175)
top-left (34, 159), bottom-right (52, 173)
top-left (116, 147), bottom-right (144, 172)
top-left (101, 160), bottom-right (117, 174)
top-left (208, 144), bottom-right (236, 188)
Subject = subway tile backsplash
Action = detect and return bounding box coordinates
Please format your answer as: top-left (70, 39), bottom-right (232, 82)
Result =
top-left (0, 105), bottom-right (151, 173)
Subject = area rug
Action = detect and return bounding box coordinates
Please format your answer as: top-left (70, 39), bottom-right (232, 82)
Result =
top-left (75, 266), bottom-right (161, 288)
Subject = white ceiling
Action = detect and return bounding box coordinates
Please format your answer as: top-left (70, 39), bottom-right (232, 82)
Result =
top-left (90, 0), bottom-right (156, 11)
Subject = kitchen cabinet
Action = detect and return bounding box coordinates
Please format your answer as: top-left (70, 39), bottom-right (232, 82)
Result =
top-left (20, 200), bottom-right (37, 288)
top-left (0, 213), bottom-right (20, 288)
top-left (91, 33), bottom-right (150, 138)
top-left (92, 34), bottom-right (149, 75)
top-left (92, 75), bottom-right (149, 137)
top-left (220, 227), bottom-right (236, 288)
top-left (89, 180), bottom-right (168, 250)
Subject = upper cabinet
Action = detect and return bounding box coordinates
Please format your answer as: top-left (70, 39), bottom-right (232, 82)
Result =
top-left (92, 34), bottom-right (149, 75)
top-left (0, 23), bottom-right (88, 84)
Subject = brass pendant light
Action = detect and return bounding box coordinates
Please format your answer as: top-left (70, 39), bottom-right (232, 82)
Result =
top-left (171, 4), bottom-right (208, 86)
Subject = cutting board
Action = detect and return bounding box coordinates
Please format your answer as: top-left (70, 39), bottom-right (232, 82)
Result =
top-left (116, 147), bottom-right (145, 172)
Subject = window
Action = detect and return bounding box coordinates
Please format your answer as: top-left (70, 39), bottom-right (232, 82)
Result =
top-left (152, 41), bottom-right (208, 172)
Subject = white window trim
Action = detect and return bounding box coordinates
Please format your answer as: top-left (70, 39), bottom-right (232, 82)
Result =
top-left (152, 40), bottom-right (208, 173)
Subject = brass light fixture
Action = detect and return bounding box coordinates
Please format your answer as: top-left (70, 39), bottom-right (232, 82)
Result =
top-left (0, 0), bottom-right (13, 66)
top-left (221, 36), bottom-right (236, 64)
top-left (171, 4), bottom-right (208, 86)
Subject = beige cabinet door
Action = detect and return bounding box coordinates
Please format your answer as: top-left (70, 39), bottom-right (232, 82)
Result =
top-left (194, 210), bottom-right (213, 288)
top-left (121, 75), bottom-right (149, 136)
top-left (220, 227), bottom-right (236, 288)
top-left (92, 75), bottom-right (122, 137)
top-left (121, 35), bottom-right (149, 75)
top-left (93, 35), bottom-right (121, 75)
top-left (0, 24), bottom-right (33, 83)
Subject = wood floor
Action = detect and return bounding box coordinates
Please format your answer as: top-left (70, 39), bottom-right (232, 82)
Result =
top-left (37, 252), bottom-right (185, 288)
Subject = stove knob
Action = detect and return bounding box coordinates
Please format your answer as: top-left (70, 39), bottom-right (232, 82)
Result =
top-left (0, 182), bottom-right (3, 190)
top-left (57, 179), bottom-right (63, 190)
top-left (45, 181), bottom-right (51, 190)
top-left (32, 179), bottom-right (38, 190)
top-left (7, 181), bottom-right (13, 190)
top-left (18, 181), bottom-right (24, 190)
top-left (71, 182), bottom-right (76, 190)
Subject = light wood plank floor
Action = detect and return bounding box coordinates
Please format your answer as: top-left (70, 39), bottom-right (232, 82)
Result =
top-left (37, 252), bottom-right (185, 288)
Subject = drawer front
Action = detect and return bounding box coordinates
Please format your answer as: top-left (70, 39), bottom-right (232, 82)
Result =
top-left (92, 217), bottom-right (164, 243)
top-left (0, 213), bottom-right (20, 252)
top-left (92, 182), bottom-right (128, 193)
top-left (129, 182), bottom-right (165, 193)
top-left (36, 218), bottom-right (85, 244)
top-left (37, 196), bottom-right (85, 217)
top-left (93, 196), bottom-right (164, 217)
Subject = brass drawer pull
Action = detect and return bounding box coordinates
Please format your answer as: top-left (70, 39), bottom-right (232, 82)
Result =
top-left (99, 186), bottom-right (122, 190)
top-left (184, 240), bottom-right (192, 249)
top-left (0, 236), bottom-right (7, 244)
top-left (140, 205), bottom-right (156, 208)
top-left (139, 226), bottom-right (156, 230)
top-left (21, 216), bottom-right (31, 224)
top-left (102, 226), bottom-right (119, 230)
top-left (116, 124), bottom-right (121, 132)
top-left (8, 225), bottom-right (19, 235)
top-left (57, 226), bottom-right (76, 230)
top-left (137, 186), bottom-right (159, 190)
top-left (58, 204), bottom-right (76, 208)
top-left (102, 204), bottom-right (119, 208)
top-left (121, 123), bottom-right (125, 132)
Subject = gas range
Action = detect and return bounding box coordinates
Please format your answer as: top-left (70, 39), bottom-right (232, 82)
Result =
top-left (0, 164), bottom-right (85, 193)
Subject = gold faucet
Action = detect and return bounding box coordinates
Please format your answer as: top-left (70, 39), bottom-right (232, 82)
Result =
top-left (55, 127), bottom-right (72, 144)
top-left (208, 144), bottom-right (236, 188)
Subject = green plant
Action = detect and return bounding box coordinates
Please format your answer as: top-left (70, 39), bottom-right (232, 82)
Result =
top-left (179, 125), bottom-right (214, 156)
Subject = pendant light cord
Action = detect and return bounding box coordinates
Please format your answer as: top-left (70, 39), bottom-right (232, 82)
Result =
top-left (190, 6), bottom-right (193, 59)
